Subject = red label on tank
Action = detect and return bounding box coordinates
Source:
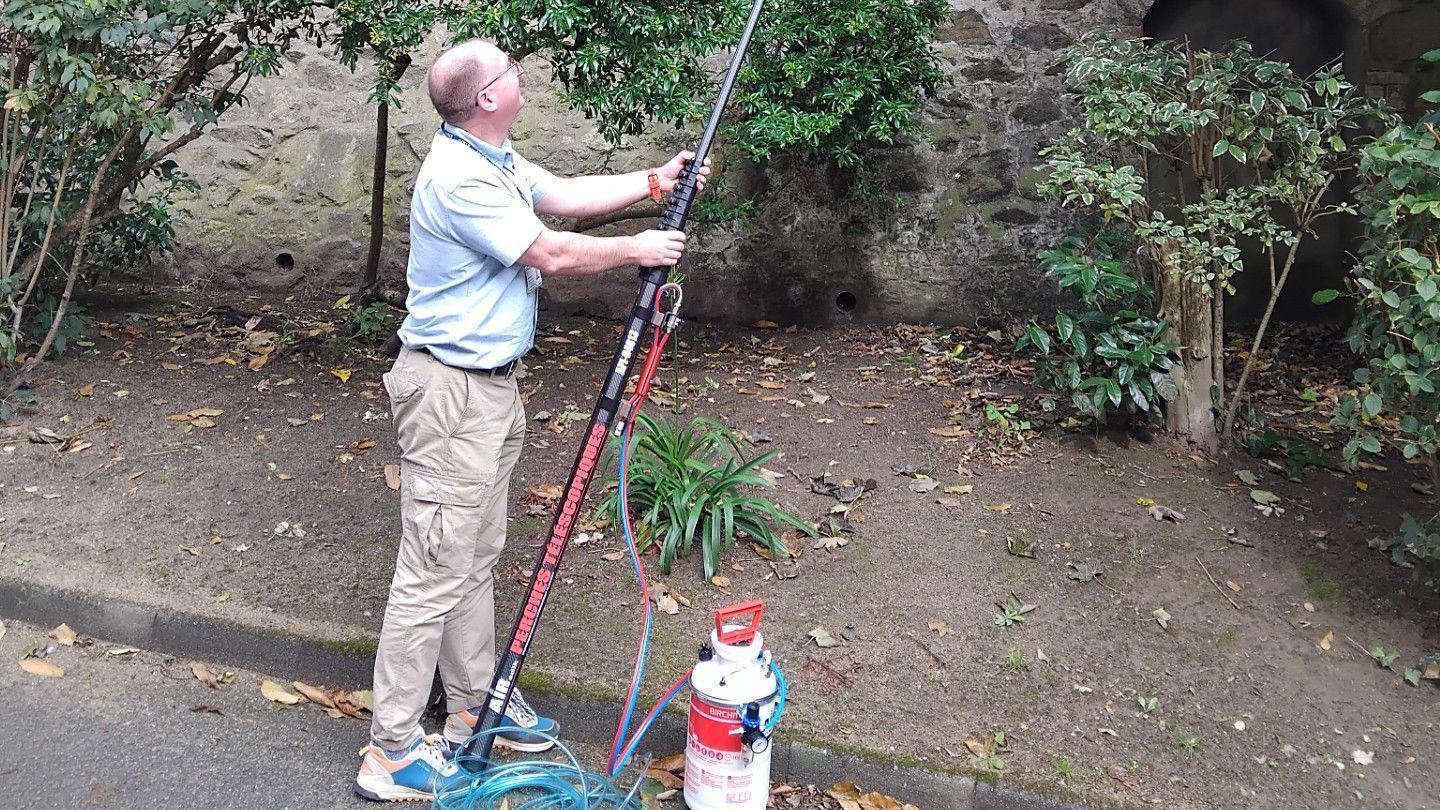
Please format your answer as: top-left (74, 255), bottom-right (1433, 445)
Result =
top-left (688, 695), bottom-right (743, 764)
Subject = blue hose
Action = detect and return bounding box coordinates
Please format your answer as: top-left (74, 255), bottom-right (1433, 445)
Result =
top-left (436, 726), bottom-right (645, 810)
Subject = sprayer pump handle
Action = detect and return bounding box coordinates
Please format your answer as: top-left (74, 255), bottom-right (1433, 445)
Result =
top-left (715, 599), bottom-right (765, 645)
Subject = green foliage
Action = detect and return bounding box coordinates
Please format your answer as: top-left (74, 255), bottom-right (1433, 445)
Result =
top-left (1037, 32), bottom-right (1384, 440)
top-left (1017, 225), bottom-right (1179, 421)
top-left (1, 0), bottom-right (324, 393)
top-left (729, 0), bottom-right (949, 167)
top-left (993, 594), bottom-right (1035, 627)
top-left (983, 402), bottom-right (1032, 447)
top-left (1339, 49), bottom-right (1440, 585)
top-left (352, 301), bottom-right (396, 344)
top-left (599, 412), bottom-right (812, 582)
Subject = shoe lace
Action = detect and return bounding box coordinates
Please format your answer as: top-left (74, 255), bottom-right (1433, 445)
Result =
top-left (506, 688), bottom-right (538, 727)
top-left (412, 737), bottom-right (448, 770)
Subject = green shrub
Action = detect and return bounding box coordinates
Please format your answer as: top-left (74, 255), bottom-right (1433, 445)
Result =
top-left (599, 413), bottom-right (812, 582)
top-left (1338, 47), bottom-right (1440, 584)
top-left (1016, 225), bottom-right (1179, 422)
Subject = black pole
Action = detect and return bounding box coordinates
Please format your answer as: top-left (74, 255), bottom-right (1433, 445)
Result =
top-left (457, 0), bottom-right (768, 771)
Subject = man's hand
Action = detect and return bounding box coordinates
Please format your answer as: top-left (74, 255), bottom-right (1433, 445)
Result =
top-left (631, 229), bottom-right (688, 267)
top-left (656, 151), bottom-right (712, 194)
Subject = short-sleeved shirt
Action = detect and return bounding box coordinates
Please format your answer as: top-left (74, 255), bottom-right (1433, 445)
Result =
top-left (397, 123), bottom-right (558, 370)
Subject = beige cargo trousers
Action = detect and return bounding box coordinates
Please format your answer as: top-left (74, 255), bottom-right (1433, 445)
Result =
top-left (370, 346), bottom-right (525, 749)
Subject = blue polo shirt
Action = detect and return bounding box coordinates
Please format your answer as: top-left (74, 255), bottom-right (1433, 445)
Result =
top-left (398, 123), bottom-right (558, 369)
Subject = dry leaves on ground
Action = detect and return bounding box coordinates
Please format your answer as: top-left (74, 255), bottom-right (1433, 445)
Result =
top-left (292, 681), bottom-right (371, 719)
top-left (48, 623), bottom-right (77, 646)
top-left (825, 781), bottom-right (918, 810)
top-left (19, 658), bottom-right (64, 678)
top-left (260, 679), bottom-right (305, 705)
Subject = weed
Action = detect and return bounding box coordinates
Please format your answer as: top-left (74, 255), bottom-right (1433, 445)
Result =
top-left (1049, 751), bottom-right (1072, 779)
top-left (151, 562), bottom-right (172, 583)
top-left (157, 469), bottom-right (174, 485)
top-left (1173, 730), bottom-right (1201, 755)
top-left (1127, 534), bottom-right (1147, 562)
top-left (1370, 646), bottom-right (1401, 669)
top-left (1137, 695), bottom-right (1157, 715)
top-left (1005, 647), bottom-right (1028, 672)
top-left (1219, 629), bottom-right (1239, 648)
top-left (993, 594), bottom-right (1037, 627)
top-left (984, 402), bottom-right (1032, 448)
top-left (352, 302), bottom-right (396, 344)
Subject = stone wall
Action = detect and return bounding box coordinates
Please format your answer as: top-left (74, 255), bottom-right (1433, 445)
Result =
top-left (166, 0), bottom-right (1440, 326)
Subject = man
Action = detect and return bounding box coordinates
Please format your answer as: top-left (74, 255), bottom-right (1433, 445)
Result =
top-left (355, 39), bottom-right (710, 802)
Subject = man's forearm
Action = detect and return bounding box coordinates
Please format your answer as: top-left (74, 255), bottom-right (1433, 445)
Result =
top-left (527, 230), bottom-right (641, 277)
top-left (539, 172), bottom-right (652, 219)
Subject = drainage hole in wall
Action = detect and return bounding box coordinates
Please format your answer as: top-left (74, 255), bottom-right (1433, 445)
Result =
top-left (275, 252), bottom-right (295, 270)
top-left (835, 291), bottom-right (858, 312)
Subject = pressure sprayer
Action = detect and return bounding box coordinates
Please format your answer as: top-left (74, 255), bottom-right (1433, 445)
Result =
top-left (437, 0), bottom-right (782, 806)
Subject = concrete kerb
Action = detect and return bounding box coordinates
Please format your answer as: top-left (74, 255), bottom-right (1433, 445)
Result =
top-left (0, 576), bottom-right (1085, 810)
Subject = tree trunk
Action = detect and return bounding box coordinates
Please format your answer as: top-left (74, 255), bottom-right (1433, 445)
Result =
top-left (359, 96), bottom-right (388, 305)
top-left (1157, 246), bottom-right (1219, 451)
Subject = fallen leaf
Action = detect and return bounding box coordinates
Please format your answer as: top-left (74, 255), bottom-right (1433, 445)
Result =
top-left (1235, 470), bottom-right (1259, 486)
top-left (293, 681), bottom-right (336, 708)
top-left (1250, 489), bottom-right (1281, 505)
top-left (48, 623), bottom-right (77, 646)
top-left (983, 502), bottom-right (1013, 513)
top-left (1319, 630), bottom-right (1333, 651)
top-left (529, 484), bottom-right (563, 501)
top-left (1066, 561), bottom-right (1103, 582)
top-left (76, 383), bottom-right (94, 398)
top-left (261, 679), bottom-right (305, 705)
top-left (0, 620), bottom-right (5, 640)
top-left (943, 484), bottom-right (974, 495)
top-left (1152, 607), bottom-right (1172, 630)
top-left (908, 478), bottom-right (939, 493)
top-left (710, 575), bottom-right (731, 588)
top-left (191, 661), bottom-right (222, 689)
top-left (928, 426), bottom-right (969, 438)
top-left (19, 658), bottom-right (64, 678)
top-left (927, 620), bottom-right (951, 637)
top-left (1148, 504), bottom-right (1185, 522)
top-left (330, 368), bottom-right (354, 383)
top-left (1108, 765), bottom-right (1141, 791)
top-left (179, 545), bottom-right (202, 556)
top-left (1352, 750), bottom-right (1374, 766)
top-left (105, 647), bottom-right (140, 656)
top-left (825, 781), bottom-right (863, 810)
top-left (650, 584), bottom-right (681, 615)
top-left (600, 551), bottom-right (624, 561)
top-left (384, 464), bottom-right (401, 491)
top-left (1225, 580), bottom-right (1241, 592)
top-left (812, 536), bottom-right (849, 552)
top-left (756, 380), bottom-right (784, 390)
top-left (808, 626), bottom-right (841, 648)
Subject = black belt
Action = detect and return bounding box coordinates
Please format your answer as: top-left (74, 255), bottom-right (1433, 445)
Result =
top-left (411, 346), bottom-right (519, 377)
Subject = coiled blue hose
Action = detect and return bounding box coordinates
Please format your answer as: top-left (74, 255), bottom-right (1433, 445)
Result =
top-left (435, 726), bottom-right (645, 810)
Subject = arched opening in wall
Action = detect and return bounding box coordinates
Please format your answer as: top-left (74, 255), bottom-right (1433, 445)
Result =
top-left (1142, 0), bottom-right (1366, 325)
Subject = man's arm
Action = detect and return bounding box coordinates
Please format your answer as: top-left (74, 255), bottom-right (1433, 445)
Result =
top-left (518, 227), bottom-right (687, 277)
top-left (534, 151), bottom-right (712, 219)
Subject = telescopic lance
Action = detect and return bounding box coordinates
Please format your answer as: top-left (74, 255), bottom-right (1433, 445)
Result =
top-left (457, 0), bottom-right (769, 771)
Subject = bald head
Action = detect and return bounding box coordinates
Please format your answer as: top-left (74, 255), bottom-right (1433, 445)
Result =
top-left (427, 40), bottom-right (509, 125)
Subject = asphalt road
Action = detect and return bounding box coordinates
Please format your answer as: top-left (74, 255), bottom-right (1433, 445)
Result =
top-left (0, 619), bottom-right (608, 810)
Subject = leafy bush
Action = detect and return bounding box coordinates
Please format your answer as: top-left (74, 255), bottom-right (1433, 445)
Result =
top-left (1338, 47), bottom-right (1440, 583)
top-left (1, 0), bottom-right (324, 401)
top-left (1038, 32), bottom-right (1383, 446)
top-left (599, 413), bottom-right (812, 582)
top-left (1016, 226), bottom-right (1179, 422)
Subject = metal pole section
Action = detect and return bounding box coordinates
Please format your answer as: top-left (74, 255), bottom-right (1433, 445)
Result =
top-left (457, 0), bottom-right (768, 771)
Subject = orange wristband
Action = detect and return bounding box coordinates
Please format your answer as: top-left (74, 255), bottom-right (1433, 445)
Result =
top-left (647, 169), bottom-right (663, 203)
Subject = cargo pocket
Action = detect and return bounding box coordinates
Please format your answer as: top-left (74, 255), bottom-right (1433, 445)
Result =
top-left (404, 471), bottom-right (491, 572)
top-left (382, 370), bottom-right (423, 406)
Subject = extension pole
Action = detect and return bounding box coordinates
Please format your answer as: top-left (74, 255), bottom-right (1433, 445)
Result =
top-left (458, 0), bottom-right (769, 770)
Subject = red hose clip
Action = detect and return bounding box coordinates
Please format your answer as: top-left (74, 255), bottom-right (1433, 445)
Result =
top-left (715, 599), bottom-right (765, 645)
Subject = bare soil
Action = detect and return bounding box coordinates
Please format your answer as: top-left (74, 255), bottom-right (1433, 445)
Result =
top-left (2, 288), bottom-right (1437, 809)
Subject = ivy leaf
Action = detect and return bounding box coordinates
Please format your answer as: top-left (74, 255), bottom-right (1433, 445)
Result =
top-left (1311, 289), bottom-right (1340, 305)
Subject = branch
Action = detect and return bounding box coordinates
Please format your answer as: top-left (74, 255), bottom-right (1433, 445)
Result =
top-left (567, 204), bottom-right (664, 234)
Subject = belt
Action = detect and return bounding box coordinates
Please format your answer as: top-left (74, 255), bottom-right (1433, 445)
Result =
top-left (412, 346), bottom-right (520, 378)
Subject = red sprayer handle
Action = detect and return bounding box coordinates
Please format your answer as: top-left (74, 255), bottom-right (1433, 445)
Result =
top-left (715, 599), bottom-right (765, 645)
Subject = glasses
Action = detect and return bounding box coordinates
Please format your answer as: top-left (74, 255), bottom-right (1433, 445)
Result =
top-left (478, 57), bottom-right (524, 97)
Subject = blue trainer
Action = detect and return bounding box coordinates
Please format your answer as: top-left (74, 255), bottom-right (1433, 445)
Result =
top-left (355, 734), bottom-right (449, 802)
top-left (442, 688), bottom-right (559, 754)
